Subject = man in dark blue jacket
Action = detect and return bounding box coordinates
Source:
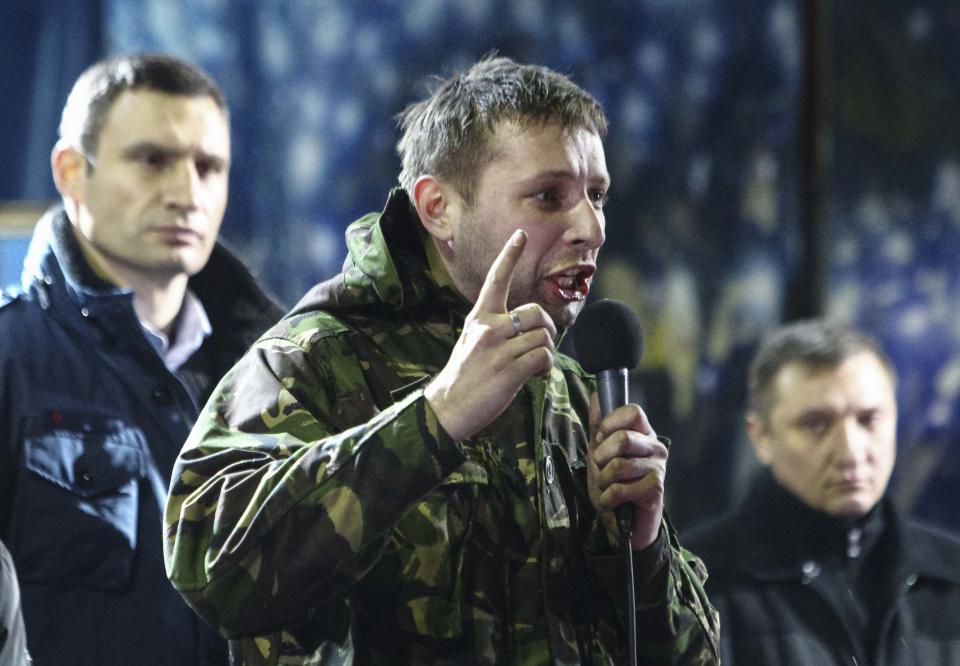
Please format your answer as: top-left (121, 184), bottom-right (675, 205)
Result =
top-left (0, 54), bottom-right (284, 665)
top-left (686, 320), bottom-right (960, 665)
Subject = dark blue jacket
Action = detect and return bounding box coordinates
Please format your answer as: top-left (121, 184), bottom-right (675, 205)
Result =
top-left (0, 208), bottom-right (284, 665)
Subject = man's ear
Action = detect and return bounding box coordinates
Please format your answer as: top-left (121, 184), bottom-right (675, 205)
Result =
top-left (51, 142), bottom-right (87, 204)
top-left (411, 175), bottom-right (457, 243)
top-left (746, 412), bottom-right (773, 465)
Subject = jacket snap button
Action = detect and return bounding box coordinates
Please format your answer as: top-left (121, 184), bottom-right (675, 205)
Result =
top-left (151, 385), bottom-right (174, 406)
top-left (544, 455), bottom-right (555, 484)
top-left (75, 463), bottom-right (92, 485)
top-left (800, 560), bottom-right (820, 583)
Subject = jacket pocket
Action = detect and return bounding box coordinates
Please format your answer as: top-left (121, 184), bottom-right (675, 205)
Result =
top-left (11, 410), bottom-right (146, 588)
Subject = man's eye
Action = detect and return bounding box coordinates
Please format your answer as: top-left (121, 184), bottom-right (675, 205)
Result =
top-left (196, 158), bottom-right (224, 179)
top-left (858, 410), bottom-right (880, 429)
top-left (590, 189), bottom-right (609, 208)
top-left (534, 189), bottom-right (560, 204)
top-left (139, 152), bottom-right (169, 169)
top-left (799, 415), bottom-right (830, 437)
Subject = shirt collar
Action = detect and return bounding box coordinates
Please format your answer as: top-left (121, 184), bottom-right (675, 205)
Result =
top-left (141, 289), bottom-right (212, 371)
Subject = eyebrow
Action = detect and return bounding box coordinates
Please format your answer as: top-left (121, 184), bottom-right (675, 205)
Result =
top-left (518, 169), bottom-right (610, 187)
top-left (793, 407), bottom-right (834, 421)
top-left (122, 142), bottom-right (229, 167)
top-left (791, 404), bottom-right (884, 422)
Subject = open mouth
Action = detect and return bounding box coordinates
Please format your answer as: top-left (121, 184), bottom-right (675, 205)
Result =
top-left (547, 265), bottom-right (595, 302)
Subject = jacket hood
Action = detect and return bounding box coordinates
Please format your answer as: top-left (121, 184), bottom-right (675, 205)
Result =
top-left (288, 189), bottom-right (469, 319)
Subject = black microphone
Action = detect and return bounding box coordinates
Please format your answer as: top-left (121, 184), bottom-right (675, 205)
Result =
top-left (573, 299), bottom-right (644, 539)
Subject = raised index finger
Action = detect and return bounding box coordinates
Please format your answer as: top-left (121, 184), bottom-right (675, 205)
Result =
top-left (474, 229), bottom-right (527, 313)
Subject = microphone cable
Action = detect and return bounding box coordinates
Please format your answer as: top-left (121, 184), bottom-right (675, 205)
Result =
top-left (623, 531), bottom-right (638, 666)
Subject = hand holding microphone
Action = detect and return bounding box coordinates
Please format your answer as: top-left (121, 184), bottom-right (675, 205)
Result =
top-left (575, 299), bottom-right (667, 550)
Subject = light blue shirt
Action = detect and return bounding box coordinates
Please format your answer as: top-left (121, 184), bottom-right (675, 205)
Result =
top-left (140, 289), bottom-right (212, 371)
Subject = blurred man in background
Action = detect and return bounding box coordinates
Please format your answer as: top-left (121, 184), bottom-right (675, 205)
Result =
top-left (686, 319), bottom-right (960, 665)
top-left (0, 53), bottom-right (283, 665)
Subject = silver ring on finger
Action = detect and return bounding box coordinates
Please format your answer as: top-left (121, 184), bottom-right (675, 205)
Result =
top-left (509, 310), bottom-right (524, 337)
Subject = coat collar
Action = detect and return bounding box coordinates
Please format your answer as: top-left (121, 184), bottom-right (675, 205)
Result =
top-left (20, 207), bottom-right (135, 326)
top-left (19, 206), bottom-right (283, 339)
top-left (731, 469), bottom-right (960, 587)
top-left (288, 188), bottom-right (469, 322)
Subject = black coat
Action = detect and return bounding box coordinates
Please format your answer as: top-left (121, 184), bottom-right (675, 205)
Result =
top-left (685, 471), bottom-right (960, 666)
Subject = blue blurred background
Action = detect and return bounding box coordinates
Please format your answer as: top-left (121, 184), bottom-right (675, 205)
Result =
top-left (1, 0), bottom-right (958, 535)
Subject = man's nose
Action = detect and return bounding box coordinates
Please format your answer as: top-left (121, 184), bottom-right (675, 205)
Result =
top-left (564, 196), bottom-right (605, 250)
top-left (164, 159), bottom-right (200, 212)
top-left (834, 418), bottom-right (869, 466)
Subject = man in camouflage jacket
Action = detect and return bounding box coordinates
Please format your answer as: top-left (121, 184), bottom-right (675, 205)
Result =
top-left (165, 56), bottom-right (720, 665)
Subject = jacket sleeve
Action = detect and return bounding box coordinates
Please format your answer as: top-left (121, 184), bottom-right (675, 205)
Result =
top-left (163, 327), bottom-right (466, 638)
top-left (587, 520), bottom-right (722, 664)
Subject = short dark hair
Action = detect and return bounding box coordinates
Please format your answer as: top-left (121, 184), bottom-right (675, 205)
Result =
top-left (59, 53), bottom-right (228, 159)
top-left (748, 319), bottom-right (896, 421)
top-left (396, 55), bottom-right (607, 205)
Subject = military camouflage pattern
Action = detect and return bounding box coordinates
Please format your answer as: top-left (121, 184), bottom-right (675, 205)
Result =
top-left (165, 189), bottom-right (720, 664)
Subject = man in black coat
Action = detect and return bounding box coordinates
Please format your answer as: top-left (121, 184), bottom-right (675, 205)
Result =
top-left (686, 319), bottom-right (960, 665)
top-left (0, 54), bottom-right (284, 665)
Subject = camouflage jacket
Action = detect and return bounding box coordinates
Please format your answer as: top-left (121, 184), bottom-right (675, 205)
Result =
top-left (165, 189), bottom-right (720, 665)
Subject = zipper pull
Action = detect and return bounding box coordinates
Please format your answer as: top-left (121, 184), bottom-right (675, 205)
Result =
top-left (847, 526), bottom-right (862, 559)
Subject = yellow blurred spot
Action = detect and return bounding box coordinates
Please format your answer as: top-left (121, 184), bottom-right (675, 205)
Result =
top-left (322, 486), bottom-right (364, 551)
top-left (255, 636), bottom-right (272, 658)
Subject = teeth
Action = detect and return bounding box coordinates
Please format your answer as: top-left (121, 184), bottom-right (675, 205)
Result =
top-left (557, 277), bottom-right (575, 287)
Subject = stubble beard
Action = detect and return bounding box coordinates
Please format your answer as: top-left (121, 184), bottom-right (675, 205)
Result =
top-left (452, 212), bottom-right (585, 329)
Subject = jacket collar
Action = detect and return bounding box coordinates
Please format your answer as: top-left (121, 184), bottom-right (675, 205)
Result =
top-left (21, 207), bottom-right (134, 321)
top-left (20, 206), bottom-right (283, 338)
top-left (289, 189), bottom-right (469, 323)
top-left (732, 469), bottom-right (960, 587)
top-left (892, 510), bottom-right (960, 586)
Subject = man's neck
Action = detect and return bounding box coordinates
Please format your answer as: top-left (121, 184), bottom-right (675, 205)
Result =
top-left (424, 235), bottom-right (457, 290)
top-left (129, 276), bottom-right (189, 337)
top-left (70, 224), bottom-right (188, 336)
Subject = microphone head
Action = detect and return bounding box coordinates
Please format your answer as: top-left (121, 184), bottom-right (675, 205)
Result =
top-left (573, 299), bottom-right (643, 373)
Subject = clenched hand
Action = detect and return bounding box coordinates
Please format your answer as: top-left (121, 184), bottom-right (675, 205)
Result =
top-left (588, 393), bottom-right (668, 550)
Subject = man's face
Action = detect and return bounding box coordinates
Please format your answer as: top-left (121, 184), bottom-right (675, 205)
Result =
top-left (446, 122), bottom-right (609, 328)
top-left (750, 351), bottom-right (898, 518)
top-left (68, 89), bottom-right (230, 283)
